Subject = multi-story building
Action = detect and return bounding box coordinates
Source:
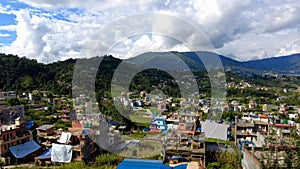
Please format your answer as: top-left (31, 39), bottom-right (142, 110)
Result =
top-left (0, 98), bottom-right (6, 109)
top-left (60, 106), bottom-right (71, 122)
top-left (0, 105), bottom-right (25, 125)
top-left (235, 118), bottom-right (256, 144)
top-left (36, 125), bottom-right (55, 137)
top-left (248, 100), bottom-right (257, 109)
top-left (0, 123), bottom-right (33, 163)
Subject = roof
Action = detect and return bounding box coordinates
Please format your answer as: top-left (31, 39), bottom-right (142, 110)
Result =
top-left (25, 120), bottom-right (34, 129)
top-left (36, 125), bottom-right (54, 130)
top-left (9, 140), bottom-right (41, 158)
top-left (201, 121), bottom-right (229, 140)
top-left (57, 132), bottom-right (71, 144)
top-left (35, 148), bottom-right (52, 160)
top-left (117, 158), bottom-right (188, 169)
top-left (273, 124), bottom-right (292, 128)
top-left (259, 115), bottom-right (269, 118)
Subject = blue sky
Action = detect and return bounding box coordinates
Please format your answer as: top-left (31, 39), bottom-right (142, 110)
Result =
top-left (0, 0), bottom-right (300, 63)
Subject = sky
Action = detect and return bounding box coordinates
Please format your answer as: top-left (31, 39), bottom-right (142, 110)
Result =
top-left (0, 0), bottom-right (300, 63)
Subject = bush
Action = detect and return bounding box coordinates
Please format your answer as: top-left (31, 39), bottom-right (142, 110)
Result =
top-left (96, 153), bottom-right (124, 166)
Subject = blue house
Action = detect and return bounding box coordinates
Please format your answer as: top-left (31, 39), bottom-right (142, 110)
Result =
top-left (149, 118), bottom-right (167, 132)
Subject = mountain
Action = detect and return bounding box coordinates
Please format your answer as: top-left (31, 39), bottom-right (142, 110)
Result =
top-left (242, 53), bottom-right (300, 74)
top-left (126, 51), bottom-right (242, 72)
top-left (0, 53), bottom-right (76, 95)
top-left (127, 51), bottom-right (300, 75)
top-left (1, 51), bottom-right (300, 95)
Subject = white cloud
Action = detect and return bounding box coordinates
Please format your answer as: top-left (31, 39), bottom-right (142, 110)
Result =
top-left (0, 25), bottom-right (16, 31)
top-left (217, 29), bottom-right (300, 61)
top-left (0, 3), bottom-right (13, 14)
top-left (0, 33), bottom-right (10, 37)
top-left (1, 0), bottom-right (300, 62)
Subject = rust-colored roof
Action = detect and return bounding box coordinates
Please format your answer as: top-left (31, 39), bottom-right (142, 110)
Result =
top-left (259, 115), bottom-right (269, 118)
top-left (273, 123), bottom-right (292, 128)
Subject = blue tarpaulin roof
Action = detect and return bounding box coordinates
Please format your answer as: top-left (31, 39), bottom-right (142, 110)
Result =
top-left (25, 120), bottom-right (34, 129)
top-left (109, 120), bottom-right (118, 125)
top-left (9, 140), bottom-right (41, 158)
top-left (36, 148), bottom-right (52, 159)
top-left (82, 129), bottom-right (89, 135)
top-left (117, 159), bottom-right (188, 169)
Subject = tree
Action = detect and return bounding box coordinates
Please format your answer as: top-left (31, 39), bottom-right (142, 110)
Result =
top-left (6, 98), bottom-right (21, 106)
top-left (207, 162), bottom-right (221, 169)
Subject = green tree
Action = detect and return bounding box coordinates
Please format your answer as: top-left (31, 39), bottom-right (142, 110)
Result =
top-left (7, 98), bottom-right (21, 106)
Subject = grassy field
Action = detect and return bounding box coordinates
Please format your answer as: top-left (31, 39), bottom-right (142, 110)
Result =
top-left (118, 140), bottom-right (162, 158)
top-left (130, 109), bottom-right (152, 123)
top-left (129, 114), bottom-right (152, 123)
top-left (206, 138), bottom-right (234, 145)
top-left (146, 107), bottom-right (159, 114)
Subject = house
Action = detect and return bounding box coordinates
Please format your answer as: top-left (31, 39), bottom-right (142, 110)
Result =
top-left (262, 104), bottom-right (278, 112)
top-left (0, 98), bottom-right (6, 109)
top-left (241, 147), bottom-right (261, 169)
top-left (165, 126), bottom-right (206, 167)
top-left (53, 98), bottom-right (62, 107)
top-left (60, 106), bottom-right (71, 122)
top-left (238, 105), bottom-right (246, 112)
top-left (235, 118), bottom-right (256, 144)
top-left (36, 125), bottom-right (55, 137)
top-left (0, 105), bottom-right (25, 124)
top-left (271, 123), bottom-right (293, 136)
top-left (241, 144), bottom-right (298, 169)
top-left (288, 113), bottom-right (298, 120)
top-left (157, 102), bottom-right (167, 112)
top-left (0, 123), bottom-right (33, 164)
top-left (149, 118), bottom-right (167, 132)
top-left (279, 104), bottom-right (288, 115)
top-left (0, 90), bottom-right (16, 99)
top-left (248, 100), bottom-right (257, 109)
top-left (201, 121), bottom-right (232, 141)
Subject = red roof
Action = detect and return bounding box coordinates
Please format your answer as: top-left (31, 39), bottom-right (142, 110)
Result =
top-left (72, 121), bottom-right (83, 128)
top-left (268, 144), bottom-right (296, 149)
top-left (260, 115), bottom-right (269, 118)
top-left (273, 123), bottom-right (292, 128)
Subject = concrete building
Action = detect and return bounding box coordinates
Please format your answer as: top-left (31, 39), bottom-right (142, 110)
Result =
top-left (0, 98), bottom-right (7, 109)
top-left (36, 125), bottom-right (55, 137)
top-left (0, 123), bottom-right (33, 164)
top-left (0, 105), bottom-right (25, 125)
top-left (235, 118), bottom-right (256, 144)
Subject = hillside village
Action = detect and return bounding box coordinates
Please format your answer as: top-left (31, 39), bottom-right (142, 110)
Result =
top-left (1, 0), bottom-right (300, 168)
top-left (0, 73), bottom-right (300, 169)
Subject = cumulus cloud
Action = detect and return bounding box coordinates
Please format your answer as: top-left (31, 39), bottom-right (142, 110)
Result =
top-left (0, 33), bottom-right (10, 37)
top-left (1, 0), bottom-right (300, 62)
top-left (0, 25), bottom-right (16, 31)
top-left (0, 3), bottom-right (13, 14)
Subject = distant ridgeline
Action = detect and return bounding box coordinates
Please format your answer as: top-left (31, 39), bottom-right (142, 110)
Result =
top-left (1, 52), bottom-right (300, 98)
